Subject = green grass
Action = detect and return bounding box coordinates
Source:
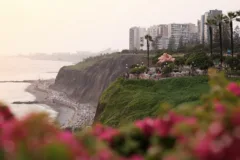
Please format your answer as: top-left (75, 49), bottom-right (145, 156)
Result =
top-left (66, 53), bottom-right (119, 71)
top-left (98, 76), bottom-right (210, 127)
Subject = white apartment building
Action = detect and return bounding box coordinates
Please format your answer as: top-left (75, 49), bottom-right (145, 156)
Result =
top-left (168, 23), bottom-right (198, 48)
top-left (129, 23), bottom-right (198, 51)
top-left (148, 25), bottom-right (160, 39)
top-left (129, 27), bottom-right (147, 51)
top-left (199, 9), bottom-right (222, 44)
top-left (147, 25), bottom-right (169, 50)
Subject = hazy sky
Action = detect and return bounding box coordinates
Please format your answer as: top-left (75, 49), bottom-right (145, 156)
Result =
top-left (0, 0), bottom-right (240, 55)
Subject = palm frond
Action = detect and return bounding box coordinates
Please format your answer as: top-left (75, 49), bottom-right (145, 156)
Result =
top-left (145, 35), bottom-right (153, 41)
top-left (227, 12), bottom-right (237, 19)
top-left (205, 19), bottom-right (217, 26)
top-left (213, 14), bottom-right (225, 25)
top-left (223, 15), bottom-right (230, 23)
top-left (236, 10), bottom-right (240, 16)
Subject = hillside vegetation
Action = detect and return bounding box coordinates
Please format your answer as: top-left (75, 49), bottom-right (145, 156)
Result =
top-left (96, 76), bottom-right (210, 127)
top-left (66, 53), bottom-right (120, 71)
top-left (97, 76), bottom-right (240, 127)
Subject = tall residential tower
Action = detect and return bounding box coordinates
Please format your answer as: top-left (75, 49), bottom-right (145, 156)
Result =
top-left (129, 27), bottom-right (147, 51)
top-left (199, 9), bottom-right (223, 44)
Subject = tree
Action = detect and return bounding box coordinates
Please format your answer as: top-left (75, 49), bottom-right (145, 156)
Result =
top-left (213, 14), bottom-right (225, 67)
top-left (168, 36), bottom-right (176, 52)
top-left (233, 26), bottom-right (240, 52)
top-left (205, 19), bottom-right (216, 56)
top-left (224, 12), bottom-right (239, 57)
top-left (236, 10), bottom-right (240, 20)
top-left (222, 23), bottom-right (231, 51)
top-left (177, 36), bottom-right (185, 52)
top-left (145, 35), bottom-right (153, 67)
top-left (174, 57), bottom-right (185, 67)
top-left (185, 52), bottom-right (214, 71)
top-left (121, 49), bottom-right (129, 54)
top-left (225, 57), bottom-right (240, 70)
top-left (213, 27), bottom-right (220, 52)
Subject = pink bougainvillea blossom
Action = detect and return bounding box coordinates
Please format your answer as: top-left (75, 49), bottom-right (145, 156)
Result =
top-left (157, 53), bottom-right (175, 64)
top-left (227, 82), bottom-right (240, 97)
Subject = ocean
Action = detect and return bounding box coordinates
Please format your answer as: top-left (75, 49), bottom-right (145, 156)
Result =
top-left (0, 56), bottom-right (72, 119)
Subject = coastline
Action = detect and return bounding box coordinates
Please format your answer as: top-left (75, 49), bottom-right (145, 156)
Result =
top-left (25, 79), bottom-right (96, 129)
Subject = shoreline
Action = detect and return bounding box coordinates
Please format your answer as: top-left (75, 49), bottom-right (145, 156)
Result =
top-left (25, 79), bottom-right (96, 129)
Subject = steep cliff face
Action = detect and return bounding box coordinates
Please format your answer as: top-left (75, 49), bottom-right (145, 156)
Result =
top-left (52, 54), bottom-right (147, 104)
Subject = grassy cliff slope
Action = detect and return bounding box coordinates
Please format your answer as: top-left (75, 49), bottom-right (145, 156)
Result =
top-left (96, 76), bottom-right (210, 127)
top-left (52, 54), bottom-right (147, 103)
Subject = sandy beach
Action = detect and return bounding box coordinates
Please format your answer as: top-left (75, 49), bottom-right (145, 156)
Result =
top-left (26, 79), bottom-right (96, 129)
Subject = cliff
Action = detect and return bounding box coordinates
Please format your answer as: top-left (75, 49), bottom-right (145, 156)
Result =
top-left (52, 54), bottom-right (147, 105)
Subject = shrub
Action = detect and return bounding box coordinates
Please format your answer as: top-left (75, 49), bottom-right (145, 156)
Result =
top-left (129, 66), bottom-right (147, 74)
top-left (186, 53), bottom-right (214, 70)
top-left (162, 63), bottom-right (174, 76)
top-left (130, 64), bottom-right (138, 69)
top-left (1, 70), bottom-right (240, 159)
top-left (174, 57), bottom-right (185, 66)
top-left (225, 57), bottom-right (240, 70)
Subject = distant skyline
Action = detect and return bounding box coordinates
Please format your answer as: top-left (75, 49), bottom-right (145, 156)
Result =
top-left (0, 0), bottom-right (240, 55)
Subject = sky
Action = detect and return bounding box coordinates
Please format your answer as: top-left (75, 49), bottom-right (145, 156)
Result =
top-left (0, 0), bottom-right (240, 55)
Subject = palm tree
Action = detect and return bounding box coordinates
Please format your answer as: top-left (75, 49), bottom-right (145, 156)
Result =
top-left (145, 35), bottom-right (153, 67)
top-left (213, 14), bottom-right (225, 67)
top-left (236, 10), bottom-right (240, 17)
top-left (205, 19), bottom-right (216, 56)
top-left (224, 12), bottom-right (238, 57)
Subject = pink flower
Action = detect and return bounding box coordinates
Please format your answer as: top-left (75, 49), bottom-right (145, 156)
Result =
top-left (93, 123), bottom-right (105, 136)
top-left (168, 112), bottom-right (185, 124)
top-left (0, 107), bottom-right (14, 121)
top-left (163, 155), bottom-right (178, 160)
top-left (208, 121), bottom-right (224, 137)
top-left (97, 149), bottom-right (113, 160)
top-left (99, 128), bottom-right (119, 143)
top-left (154, 119), bottom-right (172, 137)
top-left (129, 155), bottom-right (144, 160)
top-left (195, 136), bottom-right (211, 159)
top-left (157, 53), bottom-right (175, 64)
top-left (135, 118), bottom-right (155, 136)
top-left (214, 101), bottom-right (226, 114)
top-left (227, 82), bottom-right (240, 97)
top-left (57, 131), bottom-right (88, 158)
top-left (183, 117), bottom-right (197, 125)
top-left (231, 109), bottom-right (240, 126)
top-left (57, 131), bottom-right (80, 149)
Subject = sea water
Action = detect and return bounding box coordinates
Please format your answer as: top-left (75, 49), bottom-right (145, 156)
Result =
top-left (0, 56), bottom-right (72, 119)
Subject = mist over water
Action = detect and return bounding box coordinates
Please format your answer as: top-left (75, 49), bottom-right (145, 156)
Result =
top-left (0, 56), bottom-right (72, 119)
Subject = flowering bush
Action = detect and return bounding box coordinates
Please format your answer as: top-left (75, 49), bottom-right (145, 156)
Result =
top-left (0, 69), bottom-right (240, 160)
top-left (157, 53), bottom-right (175, 64)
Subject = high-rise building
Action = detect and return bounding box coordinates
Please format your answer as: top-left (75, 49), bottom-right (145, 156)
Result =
top-left (129, 27), bottom-right (147, 51)
top-left (148, 25), bottom-right (160, 40)
top-left (147, 25), bottom-right (169, 50)
top-left (168, 23), bottom-right (197, 48)
top-left (199, 9), bottom-right (222, 44)
top-left (199, 15), bottom-right (205, 44)
top-left (129, 23), bottom-right (198, 51)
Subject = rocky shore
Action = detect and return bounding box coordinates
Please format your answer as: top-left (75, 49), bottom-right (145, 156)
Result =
top-left (26, 79), bottom-right (96, 129)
